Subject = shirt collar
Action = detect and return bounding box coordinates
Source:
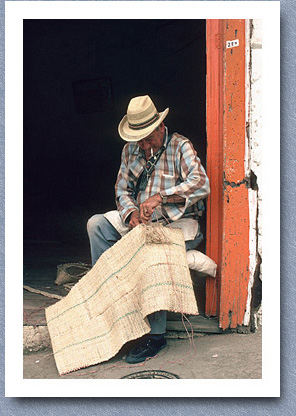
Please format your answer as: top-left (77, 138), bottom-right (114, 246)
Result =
top-left (163, 126), bottom-right (169, 148)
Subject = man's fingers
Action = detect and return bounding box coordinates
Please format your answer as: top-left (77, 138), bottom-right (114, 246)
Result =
top-left (140, 213), bottom-right (151, 224)
top-left (141, 210), bottom-right (150, 220)
top-left (141, 204), bottom-right (152, 216)
top-left (129, 219), bottom-right (140, 230)
top-left (139, 204), bottom-right (145, 218)
top-left (140, 201), bottom-right (155, 225)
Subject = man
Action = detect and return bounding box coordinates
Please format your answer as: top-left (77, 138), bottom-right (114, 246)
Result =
top-left (87, 95), bottom-right (210, 364)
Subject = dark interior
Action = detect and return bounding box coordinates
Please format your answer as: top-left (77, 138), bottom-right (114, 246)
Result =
top-left (23, 19), bottom-right (207, 312)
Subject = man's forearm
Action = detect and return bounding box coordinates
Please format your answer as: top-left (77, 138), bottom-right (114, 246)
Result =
top-left (164, 194), bottom-right (185, 204)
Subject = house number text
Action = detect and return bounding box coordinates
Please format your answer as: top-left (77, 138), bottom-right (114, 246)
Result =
top-left (226, 39), bottom-right (239, 49)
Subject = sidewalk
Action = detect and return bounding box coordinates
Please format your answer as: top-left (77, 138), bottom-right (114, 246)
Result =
top-left (23, 328), bottom-right (262, 379)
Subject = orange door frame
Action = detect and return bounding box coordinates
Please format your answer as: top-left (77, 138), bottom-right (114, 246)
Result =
top-left (206, 19), bottom-right (250, 330)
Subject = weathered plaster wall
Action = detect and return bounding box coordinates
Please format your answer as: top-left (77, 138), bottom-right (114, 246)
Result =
top-left (250, 19), bottom-right (263, 256)
top-left (244, 20), bottom-right (262, 328)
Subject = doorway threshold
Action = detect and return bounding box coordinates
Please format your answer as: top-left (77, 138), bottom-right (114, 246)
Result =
top-left (166, 314), bottom-right (221, 334)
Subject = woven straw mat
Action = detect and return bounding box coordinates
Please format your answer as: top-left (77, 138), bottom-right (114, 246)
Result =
top-left (45, 224), bottom-right (198, 375)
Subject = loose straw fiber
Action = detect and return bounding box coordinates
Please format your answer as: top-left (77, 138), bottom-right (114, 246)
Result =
top-left (45, 224), bottom-right (198, 375)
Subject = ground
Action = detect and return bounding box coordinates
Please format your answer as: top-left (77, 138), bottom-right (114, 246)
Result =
top-left (23, 329), bottom-right (262, 380)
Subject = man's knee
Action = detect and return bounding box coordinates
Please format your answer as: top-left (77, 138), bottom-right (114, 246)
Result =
top-left (87, 214), bottom-right (105, 237)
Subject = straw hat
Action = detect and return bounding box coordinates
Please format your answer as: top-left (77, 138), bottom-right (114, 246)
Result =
top-left (118, 95), bottom-right (169, 142)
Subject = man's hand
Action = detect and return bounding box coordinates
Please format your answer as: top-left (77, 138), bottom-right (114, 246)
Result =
top-left (128, 210), bottom-right (141, 230)
top-left (140, 194), bottom-right (162, 224)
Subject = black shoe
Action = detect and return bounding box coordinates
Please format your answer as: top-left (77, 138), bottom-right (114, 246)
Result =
top-left (124, 336), bottom-right (167, 364)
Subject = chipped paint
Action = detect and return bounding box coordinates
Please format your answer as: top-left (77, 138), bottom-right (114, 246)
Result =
top-left (244, 188), bottom-right (258, 326)
top-left (244, 20), bottom-right (262, 327)
top-left (243, 19), bottom-right (255, 327)
top-left (220, 185), bottom-right (249, 329)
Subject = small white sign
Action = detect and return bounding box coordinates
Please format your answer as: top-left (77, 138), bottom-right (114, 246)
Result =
top-left (226, 39), bottom-right (239, 49)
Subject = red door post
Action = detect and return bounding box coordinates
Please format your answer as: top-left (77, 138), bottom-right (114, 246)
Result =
top-left (206, 19), bottom-right (249, 330)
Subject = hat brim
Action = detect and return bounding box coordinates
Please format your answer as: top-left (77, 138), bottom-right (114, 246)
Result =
top-left (118, 108), bottom-right (169, 142)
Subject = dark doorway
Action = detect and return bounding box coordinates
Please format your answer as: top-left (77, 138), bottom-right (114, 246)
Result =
top-left (23, 19), bottom-right (207, 311)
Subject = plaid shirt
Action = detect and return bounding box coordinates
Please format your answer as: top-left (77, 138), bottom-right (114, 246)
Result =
top-left (115, 128), bottom-right (210, 223)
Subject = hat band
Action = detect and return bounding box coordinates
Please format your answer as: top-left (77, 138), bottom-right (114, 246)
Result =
top-left (128, 113), bottom-right (159, 130)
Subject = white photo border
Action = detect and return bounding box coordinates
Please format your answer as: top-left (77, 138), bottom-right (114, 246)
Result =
top-left (5, 1), bottom-right (280, 397)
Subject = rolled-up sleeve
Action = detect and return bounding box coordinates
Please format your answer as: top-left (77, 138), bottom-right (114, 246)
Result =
top-left (160, 140), bottom-right (210, 210)
top-left (115, 145), bottom-right (139, 223)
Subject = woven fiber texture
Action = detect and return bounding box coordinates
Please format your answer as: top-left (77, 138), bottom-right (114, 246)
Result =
top-left (45, 224), bottom-right (198, 375)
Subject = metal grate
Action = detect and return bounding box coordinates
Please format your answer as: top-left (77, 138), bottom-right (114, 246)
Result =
top-left (121, 370), bottom-right (180, 379)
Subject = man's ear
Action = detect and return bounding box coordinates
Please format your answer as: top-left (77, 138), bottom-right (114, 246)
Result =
top-left (159, 122), bottom-right (165, 132)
